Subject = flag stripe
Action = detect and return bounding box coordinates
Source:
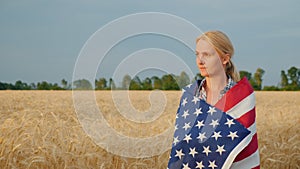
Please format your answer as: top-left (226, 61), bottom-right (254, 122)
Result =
top-left (247, 123), bottom-right (257, 137)
top-left (231, 149), bottom-right (260, 169)
top-left (252, 165), bottom-right (261, 169)
top-left (225, 92), bottom-right (255, 119)
top-left (234, 133), bottom-right (259, 162)
top-left (222, 132), bottom-right (253, 169)
top-left (214, 77), bottom-right (259, 168)
top-left (215, 77), bottom-right (253, 112)
top-left (236, 108), bottom-right (256, 128)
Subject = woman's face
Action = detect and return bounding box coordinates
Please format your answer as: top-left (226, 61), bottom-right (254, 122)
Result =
top-left (195, 39), bottom-right (226, 78)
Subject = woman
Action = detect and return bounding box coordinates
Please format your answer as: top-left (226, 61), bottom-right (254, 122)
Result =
top-left (167, 31), bottom-right (260, 169)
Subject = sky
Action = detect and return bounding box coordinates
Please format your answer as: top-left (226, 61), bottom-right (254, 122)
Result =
top-left (1, 0), bottom-right (300, 87)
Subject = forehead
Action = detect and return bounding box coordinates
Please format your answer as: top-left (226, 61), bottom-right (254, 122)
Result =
top-left (196, 39), bottom-right (216, 53)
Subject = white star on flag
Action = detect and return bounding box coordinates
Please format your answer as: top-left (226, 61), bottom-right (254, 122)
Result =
top-left (194, 108), bottom-right (202, 116)
top-left (182, 110), bottom-right (189, 119)
top-left (181, 97), bottom-right (188, 107)
top-left (197, 132), bottom-right (207, 142)
top-left (216, 145), bottom-right (226, 155)
top-left (212, 131), bottom-right (222, 141)
top-left (227, 131), bottom-right (239, 140)
top-left (209, 119), bottom-right (219, 128)
top-left (183, 163), bottom-right (191, 169)
top-left (173, 136), bottom-right (179, 145)
top-left (181, 88), bottom-right (186, 94)
top-left (175, 149), bottom-right (185, 159)
top-left (189, 147), bottom-right (198, 158)
top-left (174, 124), bottom-right (178, 131)
top-left (192, 96), bottom-right (200, 104)
top-left (208, 160), bottom-right (218, 169)
top-left (202, 146), bottom-right (211, 156)
top-left (183, 134), bottom-right (192, 143)
top-left (195, 161), bottom-right (204, 169)
top-left (182, 122), bottom-right (191, 131)
top-left (225, 118), bottom-right (235, 128)
top-left (207, 106), bottom-right (217, 115)
top-left (195, 120), bottom-right (204, 129)
top-left (186, 84), bottom-right (192, 88)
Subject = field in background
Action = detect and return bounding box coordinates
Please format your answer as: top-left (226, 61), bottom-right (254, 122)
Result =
top-left (0, 91), bottom-right (299, 169)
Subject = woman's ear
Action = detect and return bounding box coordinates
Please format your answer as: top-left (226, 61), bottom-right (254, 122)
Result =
top-left (222, 54), bottom-right (230, 65)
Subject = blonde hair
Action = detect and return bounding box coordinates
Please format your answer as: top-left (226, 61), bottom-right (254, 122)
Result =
top-left (196, 30), bottom-right (240, 82)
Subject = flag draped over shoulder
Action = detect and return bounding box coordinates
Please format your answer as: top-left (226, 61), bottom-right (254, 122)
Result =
top-left (167, 78), bottom-right (260, 169)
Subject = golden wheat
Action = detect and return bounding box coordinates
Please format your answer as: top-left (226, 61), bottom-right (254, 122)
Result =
top-left (0, 91), bottom-right (299, 169)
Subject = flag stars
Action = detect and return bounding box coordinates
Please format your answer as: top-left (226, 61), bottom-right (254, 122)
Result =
top-left (174, 124), bottom-right (178, 131)
top-left (202, 146), bottom-right (211, 156)
top-left (207, 106), bottom-right (217, 115)
top-left (225, 118), bottom-right (235, 128)
top-left (182, 163), bottom-right (191, 169)
top-left (216, 145), bottom-right (226, 155)
top-left (175, 149), bottom-right (185, 160)
top-left (195, 161), bottom-right (204, 169)
top-left (181, 88), bottom-right (186, 94)
top-left (227, 131), bottom-right (239, 140)
top-left (173, 136), bottom-right (179, 145)
top-left (195, 120), bottom-right (205, 129)
top-left (208, 160), bottom-right (218, 169)
top-left (197, 132), bottom-right (207, 142)
top-left (182, 110), bottom-right (189, 119)
top-left (209, 119), bottom-right (219, 128)
top-left (183, 134), bottom-right (192, 143)
top-left (189, 147), bottom-right (198, 158)
top-left (186, 84), bottom-right (192, 88)
top-left (194, 108), bottom-right (203, 116)
top-left (212, 131), bottom-right (222, 141)
top-left (192, 96), bottom-right (200, 104)
top-left (181, 97), bottom-right (188, 107)
top-left (182, 122), bottom-right (191, 131)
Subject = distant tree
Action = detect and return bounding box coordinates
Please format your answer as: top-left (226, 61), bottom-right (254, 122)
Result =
top-left (30, 83), bottom-right (37, 90)
top-left (176, 71), bottom-right (190, 88)
top-left (239, 70), bottom-right (252, 80)
top-left (142, 77), bottom-right (152, 90)
top-left (129, 76), bottom-right (142, 90)
top-left (61, 79), bottom-right (68, 89)
top-left (0, 82), bottom-right (14, 90)
top-left (52, 83), bottom-right (64, 90)
top-left (280, 70), bottom-right (288, 89)
top-left (161, 74), bottom-right (179, 90)
top-left (251, 68), bottom-right (265, 90)
top-left (151, 76), bottom-right (162, 90)
top-left (122, 74), bottom-right (131, 90)
top-left (37, 81), bottom-right (51, 90)
top-left (95, 77), bottom-right (107, 90)
top-left (263, 85), bottom-right (280, 91)
top-left (287, 66), bottom-right (299, 88)
top-left (108, 78), bottom-right (116, 90)
top-left (14, 80), bottom-right (31, 90)
top-left (73, 79), bottom-right (93, 90)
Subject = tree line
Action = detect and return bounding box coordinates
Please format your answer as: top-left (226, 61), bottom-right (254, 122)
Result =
top-left (0, 66), bottom-right (299, 91)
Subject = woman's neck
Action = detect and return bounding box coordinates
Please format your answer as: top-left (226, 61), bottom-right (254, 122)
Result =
top-left (205, 73), bottom-right (228, 105)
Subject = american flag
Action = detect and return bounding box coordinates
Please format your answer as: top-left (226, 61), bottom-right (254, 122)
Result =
top-left (167, 78), bottom-right (260, 169)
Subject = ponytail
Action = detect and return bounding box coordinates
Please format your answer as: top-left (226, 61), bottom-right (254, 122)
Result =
top-left (226, 60), bottom-right (240, 82)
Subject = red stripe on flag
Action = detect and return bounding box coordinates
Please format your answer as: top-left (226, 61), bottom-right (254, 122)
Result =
top-left (252, 165), bottom-right (260, 169)
top-left (236, 108), bottom-right (256, 128)
top-left (215, 77), bottom-right (253, 112)
top-left (234, 133), bottom-right (259, 162)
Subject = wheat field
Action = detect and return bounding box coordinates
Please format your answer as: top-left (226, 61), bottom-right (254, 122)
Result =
top-left (0, 91), bottom-right (299, 169)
